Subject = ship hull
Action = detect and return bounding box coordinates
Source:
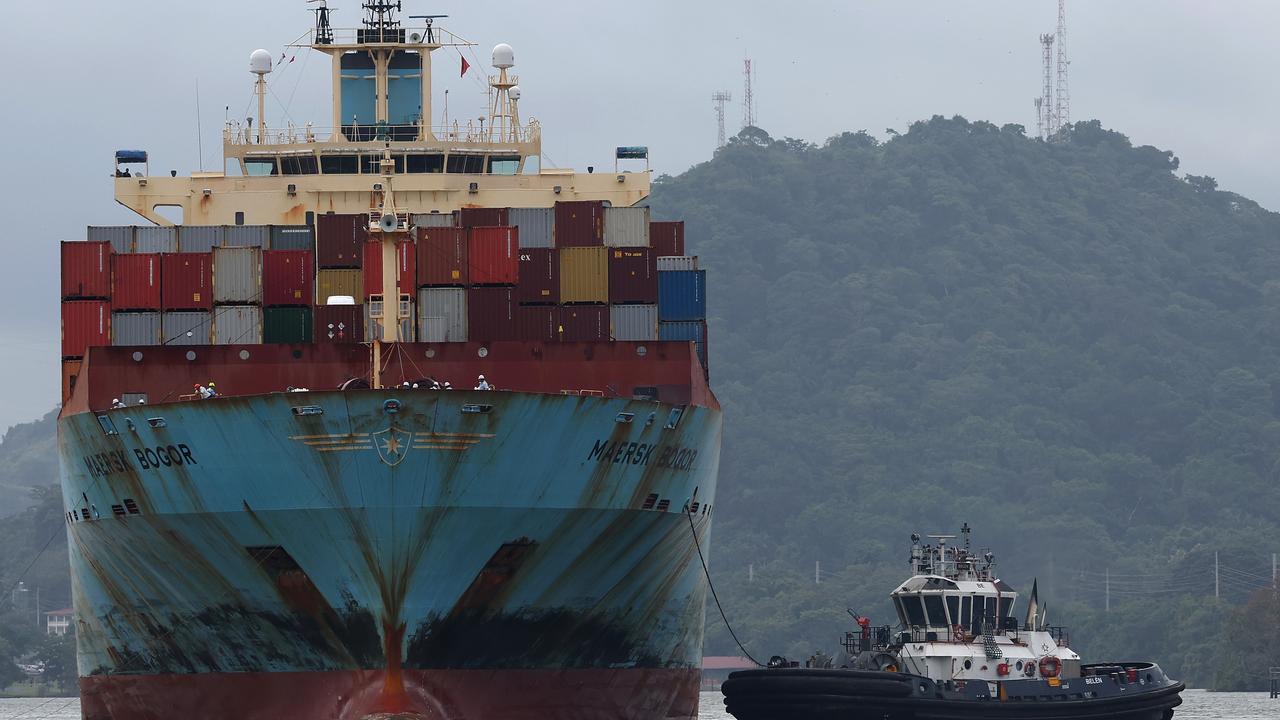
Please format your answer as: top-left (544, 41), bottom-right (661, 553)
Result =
top-left (59, 389), bottom-right (722, 720)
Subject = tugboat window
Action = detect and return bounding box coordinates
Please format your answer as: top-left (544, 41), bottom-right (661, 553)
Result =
top-left (984, 597), bottom-right (998, 623)
top-left (960, 596), bottom-right (972, 628)
top-left (903, 596), bottom-right (927, 627)
top-left (998, 596), bottom-right (1013, 619)
top-left (923, 595), bottom-right (946, 627)
top-left (945, 596), bottom-right (959, 627)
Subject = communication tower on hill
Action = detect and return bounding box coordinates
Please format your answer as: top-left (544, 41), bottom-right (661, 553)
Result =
top-left (1037, 33), bottom-right (1055, 140)
top-left (712, 91), bottom-right (732, 148)
top-left (1054, 0), bottom-right (1070, 131)
top-left (1032, 1), bottom-right (1070, 141)
top-left (742, 58), bottom-right (756, 130)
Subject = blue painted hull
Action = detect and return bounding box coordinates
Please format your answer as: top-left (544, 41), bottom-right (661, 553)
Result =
top-left (58, 390), bottom-right (721, 719)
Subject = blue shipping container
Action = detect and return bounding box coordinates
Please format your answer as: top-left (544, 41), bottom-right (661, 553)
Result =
top-left (657, 270), bottom-right (706, 321)
top-left (659, 320), bottom-right (708, 367)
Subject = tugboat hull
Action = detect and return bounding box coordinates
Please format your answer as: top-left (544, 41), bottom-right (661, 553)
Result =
top-left (722, 667), bottom-right (1184, 720)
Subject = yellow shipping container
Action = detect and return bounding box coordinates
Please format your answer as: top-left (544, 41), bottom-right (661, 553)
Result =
top-left (316, 269), bottom-right (363, 304)
top-left (559, 247), bottom-right (609, 303)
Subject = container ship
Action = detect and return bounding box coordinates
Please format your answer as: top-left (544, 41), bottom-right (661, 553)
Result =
top-left (57, 4), bottom-right (720, 719)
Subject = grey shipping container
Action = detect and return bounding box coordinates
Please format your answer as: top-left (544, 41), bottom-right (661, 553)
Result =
top-left (161, 311), bottom-right (212, 345)
top-left (411, 212), bottom-right (456, 228)
top-left (226, 225), bottom-right (270, 247)
top-left (510, 207), bottom-right (554, 248)
top-left (179, 226), bottom-right (225, 252)
top-left (656, 255), bottom-right (699, 271)
top-left (135, 226), bottom-right (178, 253)
top-left (365, 304), bottom-right (416, 343)
top-left (417, 288), bottom-right (467, 342)
top-left (213, 305), bottom-right (263, 344)
top-left (88, 226), bottom-right (134, 254)
top-left (213, 247), bottom-right (262, 304)
top-left (111, 312), bottom-right (161, 346)
top-left (604, 207), bottom-right (651, 248)
top-left (610, 304), bottom-right (658, 341)
top-left (270, 225), bottom-right (314, 250)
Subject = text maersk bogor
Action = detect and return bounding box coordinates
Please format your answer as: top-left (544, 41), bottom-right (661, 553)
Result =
top-left (82, 445), bottom-right (198, 478)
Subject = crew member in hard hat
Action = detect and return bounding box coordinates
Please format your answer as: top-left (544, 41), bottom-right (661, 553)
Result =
top-left (111, 398), bottom-right (125, 409)
top-left (206, 381), bottom-right (218, 398)
top-left (475, 374), bottom-right (492, 391)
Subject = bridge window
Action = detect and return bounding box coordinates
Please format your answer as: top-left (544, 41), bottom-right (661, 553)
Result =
top-left (946, 596), bottom-right (959, 627)
top-left (446, 154), bottom-right (485, 174)
top-left (280, 155), bottom-right (318, 175)
top-left (405, 154), bottom-right (444, 173)
top-left (999, 596), bottom-right (1013, 619)
top-left (360, 154), bottom-right (382, 175)
top-left (245, 158), bottom-right (278, 176)
top-left (320, 155), bottom-right (358, 174)
top-left (487, 155), bottom-right (521, 175)
top-left (902, 595), bottom-right (927, 627)
top-left (923, 594), bottom-right (946, 627)
top-left (961, 596), bottom-right (972, 629)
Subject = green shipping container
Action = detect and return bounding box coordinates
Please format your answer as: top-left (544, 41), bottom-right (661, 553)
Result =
top-left (263, 306), bottom-right (314, 344)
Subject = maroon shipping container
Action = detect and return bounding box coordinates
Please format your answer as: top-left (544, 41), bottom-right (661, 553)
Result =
top-left (263, 250), bottom-right (315, 306)
top-left (517, 248), bottom-right (559, 305)
top-left (162, 252), bottom-right (213, 310)
top-left (416, 227), bottom-right (468, 286)
top-left (516, 305), bottom-right (558, 342)
top-left (111, 253), bottom-right (161, 310)
top-left (62, 300), bottom-right (110, 358)
top-left (459, 207), bottom-right (509, 228)
top-left (650, 221), bottom-right (686, 257)
top-left (559, 304), bottom-right (608, 341)
top-left (317, 213), bottom-right (367, 268)
top-left (468, 287), bottom-right (519, 341)
top-left (469, 226), bottom-right (519, 285)
top-left (61, 241), bottom-right (113, 299)
top-left (313, 304), bottom-right (364, 344)
top-left (554, 200), bottom-right (604, 247)
top-left (608, 247), bottom-right (657, 304)
top-left (363, 240), bottom-right (417, 295)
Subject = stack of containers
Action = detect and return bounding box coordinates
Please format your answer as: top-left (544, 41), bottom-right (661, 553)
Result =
top-left (111, 252), bottom-right (162, 346)
top-left (468, 226), bottom-right (519, 340)
top-left (416, 226), bottom-right (468, 341)
top-left (262, 248), bottom-right (315, 344)
top-left (61, 241), bottom-right (112, 359)
top-left (605, 206), bottom-right (657, 342)
top-left (363, 237), bottom-right (417, 341)
top-left (209, 243), bottom-right (261, 345)
top-left (557, 201), bottom-right (608, 341)
top-left (512, 207), bottom-right (558, 342)
top-left (657, 254), bottom-right (708, 372)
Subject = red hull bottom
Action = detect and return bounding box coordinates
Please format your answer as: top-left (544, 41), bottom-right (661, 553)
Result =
top-left (80, 668), bottom-right (701, 720)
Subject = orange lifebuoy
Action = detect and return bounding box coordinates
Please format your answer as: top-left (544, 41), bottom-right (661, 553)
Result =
top-left (1039, 656), bottom-right (1061, 678)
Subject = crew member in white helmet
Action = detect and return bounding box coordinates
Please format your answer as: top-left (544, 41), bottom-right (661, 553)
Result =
top-left (475, 374), bottom-right (492, 391)
top-left (111, 398), bottom-right (126, 409)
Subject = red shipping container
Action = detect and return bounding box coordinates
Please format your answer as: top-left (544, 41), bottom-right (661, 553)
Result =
top-left (363, 240), bottom-right (417, 295)
top-left (608, 247), bottom-right (657, 304)
top-left (554, 200), bottom-right (604, 247)
top-left (317, 213), bottom-right (368, 268)
top-left (111, 253), bottom-right (161, 310)
top-left (517, 248), bottom-right (559, 305)
top-left (263, 250), bottom-right (315, 306)
top-left (469, 226), bottom-right (519, 285)
top-left (162, 252), bottom-right (213, 310)
top-left (650, 221), bottom-right (686, 257)
top-left (468, 287), bottom-right (519, 340)
top-left (517, 305), bottom-right (557, 342)
top-left (459, 207), bottom-right (509, 228)
top-left (416, 227), bottom-right (468, 286)
top-left (61, 241), bottom-right (112, 299)
top-left (314, 304), bottom-right (364, 344)
top-left (62, 300), bottom-right (110, 358)
top-left (559, 304), bottom-right (608, 341)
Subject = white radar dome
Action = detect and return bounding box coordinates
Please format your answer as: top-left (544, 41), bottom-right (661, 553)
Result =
top-left (249, 49), bottom-right (273, 75)
top-left (509, 86), bottom-right (521, 101)
top-left (492, 43), bottom-right (515, 69)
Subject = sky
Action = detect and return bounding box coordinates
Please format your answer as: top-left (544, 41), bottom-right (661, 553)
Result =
top-left (0, 0), bottom-right (1276, 432)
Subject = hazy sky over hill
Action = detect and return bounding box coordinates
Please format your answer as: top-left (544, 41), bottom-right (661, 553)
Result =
top-left (0, 0), bottom-right (1275, 431)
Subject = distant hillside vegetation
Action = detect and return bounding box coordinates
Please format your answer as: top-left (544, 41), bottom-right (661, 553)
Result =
top-left (0, 409), bottom-right (56, 514)
top-left (652, 117), bottom-right (1280, 688)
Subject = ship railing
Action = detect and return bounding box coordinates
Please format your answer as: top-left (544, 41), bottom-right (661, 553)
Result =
top-left (840, 626), bottom-right (893, 655)
top-left (224, 120), bottom-right (541, 147)
top-left (295, 26), bottom-right (473, 48)
top-left (1046, 625), bottom-right (1071, 647)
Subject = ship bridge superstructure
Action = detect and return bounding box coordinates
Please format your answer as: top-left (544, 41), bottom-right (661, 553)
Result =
top-left (113, 1), bottom-right (650, 227)
top-left (891, 525), bottom-right (1019, 640)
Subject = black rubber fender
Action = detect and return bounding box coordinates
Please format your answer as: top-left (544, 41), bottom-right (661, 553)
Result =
top-left (723, 670), bottom-right (914, 699)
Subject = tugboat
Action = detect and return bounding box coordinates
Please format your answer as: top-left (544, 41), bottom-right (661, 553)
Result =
top-left (722, 525), bottom-right (1183, 720)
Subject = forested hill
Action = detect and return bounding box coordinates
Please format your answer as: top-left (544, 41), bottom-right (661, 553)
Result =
top-left (652, 117), bottom-right (1280, 688)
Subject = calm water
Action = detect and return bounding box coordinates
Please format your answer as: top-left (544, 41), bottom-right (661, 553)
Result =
top-left (0, 688), bottom-right (1272, 719)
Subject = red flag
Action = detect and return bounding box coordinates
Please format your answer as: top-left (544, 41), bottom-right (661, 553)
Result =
top-left (461, 56), bottom-right (470, 77)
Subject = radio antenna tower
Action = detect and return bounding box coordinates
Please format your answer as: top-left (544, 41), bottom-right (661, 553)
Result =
top-left (742, 58), bottom-right (756, 130)
top-left (1054, 0), bottom-right (1070, 132)
top-left (712, 91), bottom-right (732, 148)
top-left (1038, 33), bottom-right (1055, 139)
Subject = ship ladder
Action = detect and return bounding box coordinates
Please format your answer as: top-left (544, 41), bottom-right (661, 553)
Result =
top-left (982, 625), bottom-right (1003, 660)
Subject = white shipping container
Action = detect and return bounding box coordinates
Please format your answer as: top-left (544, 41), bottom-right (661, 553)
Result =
top-left (509, 207), bottom-right (555, 248)
top-left (411, 212), bottom-right (456, 228)
top-left (416, 288), bottom-right (467, 342)
top-left (111, 312), bottom-right (161, 346)
top-left (604, 206), bottom-right (651, 247)
top-left (610, 304), bottom-right (658, 341)
top-left (213, 305), bottom-right (263, 344)
top-left (161, 312), bottom-right (212, 345)
top-left (213, 247), bottom-right (262, 304)
top-left (656, 255), bottom-right (699, 271)
top-left (226, 225), bottom-right (270, 247)
top-left (179, 226), bottom-right (225, 252)
top-left (135, 226), bottom-right (178, 253)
